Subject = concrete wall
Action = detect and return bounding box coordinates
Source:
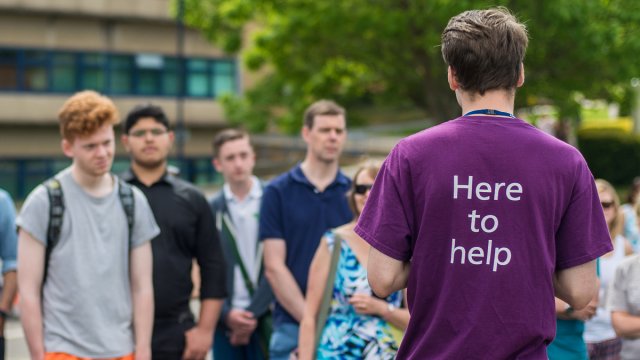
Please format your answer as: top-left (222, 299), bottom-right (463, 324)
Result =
top-left (0, 0), bottom-right (173, 21)
top-left (0, 2), bottom-right (252, 156)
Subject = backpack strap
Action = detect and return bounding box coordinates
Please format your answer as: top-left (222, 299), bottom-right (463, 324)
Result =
top-left (117, 177), bottom-right (135, 247)
top-left (44, 178), bottom-right (64, 284)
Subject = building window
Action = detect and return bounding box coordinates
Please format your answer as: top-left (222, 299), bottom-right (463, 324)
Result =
top-left (212, 60), bottom-right (236, 97)
top-left (162, 58), bottom-right (179, 96)
top-left (0, 47), bottom-right (238, 98)
top-left (81, 53), bottom-right (107, 91)
top-left (135, 54), bottom-right (163, 95)
top-left (187, 59), bottom-right (209, 97)
top-left (23, 50), bottom-right (49, 91)
top-left (51, 53), bottom-right (76, 92)
top-left (0, 49), bottom-right (18, 90)
top-left (110, 55), bottom-right (133, 94)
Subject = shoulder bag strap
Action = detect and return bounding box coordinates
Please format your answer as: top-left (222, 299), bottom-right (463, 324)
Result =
top-left (220, 212), bottom-right (256, 296)
top-left (313, 232), bottom-right (342, 357)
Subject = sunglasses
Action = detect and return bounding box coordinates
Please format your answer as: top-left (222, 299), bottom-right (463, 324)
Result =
top-left (601, 201), bottom-right (615, 209)
top-left (354, 184), bottom-right (373, 195)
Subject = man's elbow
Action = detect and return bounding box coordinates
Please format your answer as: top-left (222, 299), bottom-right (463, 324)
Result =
top-left (368, 274), bottom-right (393, 299)
top-left (264, 262), bottom-right (279, 286)
top-left (564, 282), bottom-right (597, 310)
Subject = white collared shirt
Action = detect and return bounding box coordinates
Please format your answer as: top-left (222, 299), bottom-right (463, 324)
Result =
top-left (223, 176), bottom-right (262, 309)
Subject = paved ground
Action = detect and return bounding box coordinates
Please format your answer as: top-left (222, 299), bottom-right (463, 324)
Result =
top-left (6, 317), bottom-right (29, 359)
top-left (5, 300), bottom-right (213, 359)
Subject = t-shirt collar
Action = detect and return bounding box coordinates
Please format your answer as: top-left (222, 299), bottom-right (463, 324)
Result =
top-left (290, 163), bottom-right (350, 189)
top-left (223, 175), bottom-right (262, 203)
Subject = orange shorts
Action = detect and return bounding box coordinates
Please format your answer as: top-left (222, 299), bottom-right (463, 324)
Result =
top-left (45, 352), bottom-right (134, 360)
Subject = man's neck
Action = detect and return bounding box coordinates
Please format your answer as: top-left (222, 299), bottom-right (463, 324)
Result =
top-left (459, 88), bottom-right (516, 117)
top-left (227, 177), bottom-right (254, 202)
top-left (300, 156), bottom-right (339, 192)
top-left (70, 165), bottom-right (113, 197)
top-left (131, 161), bottom-right (166, 187)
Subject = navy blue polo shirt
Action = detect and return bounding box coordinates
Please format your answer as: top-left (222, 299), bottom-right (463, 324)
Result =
top-left (259, 164), bottom-right (352, 325)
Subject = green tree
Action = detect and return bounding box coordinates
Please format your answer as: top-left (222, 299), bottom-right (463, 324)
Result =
top-left (183, 0), bottom-right (640, 133)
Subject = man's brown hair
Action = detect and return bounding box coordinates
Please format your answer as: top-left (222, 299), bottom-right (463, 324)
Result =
top-left (58, 90), bottom-right (120, 141)
top-left (303, 100), bottom-right (346, 129)
top-left (212, 128), bottom-right (250, 158)
top-left (441, 7), bottom-right (528, 95)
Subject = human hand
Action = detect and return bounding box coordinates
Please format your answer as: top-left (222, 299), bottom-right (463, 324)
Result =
top-left (571, 300), bottom-right (598, 321)
top-left (226, 309), bottom-right (258, 333)
top-left (349, 294), bottom-right (385, 316)
top-left (182, 325), bottom-right (213, 360)
top-left (229, 330), bottom-right (252, 346)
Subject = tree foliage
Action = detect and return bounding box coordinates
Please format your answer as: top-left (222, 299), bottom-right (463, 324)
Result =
top-left (183, 0), bottom-right (640, 133)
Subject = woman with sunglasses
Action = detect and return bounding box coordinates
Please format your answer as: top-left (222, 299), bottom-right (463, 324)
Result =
top-left (583, 179), bottom-right (634, 360)
top-left (297, 163), bottom-right (409, 360)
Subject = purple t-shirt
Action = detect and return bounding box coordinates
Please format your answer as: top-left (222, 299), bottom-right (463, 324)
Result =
top-left (355, 115), bottom-right (613, 359)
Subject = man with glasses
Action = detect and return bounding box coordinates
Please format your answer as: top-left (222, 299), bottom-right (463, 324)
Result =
top-left (121, 104), bottom-right (227, 360)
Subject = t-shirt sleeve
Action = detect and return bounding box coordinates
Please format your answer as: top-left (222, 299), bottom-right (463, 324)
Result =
top-left (355, 144), bottom-right (414, 261)
top-left (555, 157), bottom-right (613, 270)
top-left (130, 187), bottom-right (161, 248)
top-left (259, 184), bottom-right (284, 241)
top-left (607, 258), bottom-right (631, 312)
top-left (0, 190), bottom-right (17, 273)
top-left (15, 185), bottom-right (49, 246)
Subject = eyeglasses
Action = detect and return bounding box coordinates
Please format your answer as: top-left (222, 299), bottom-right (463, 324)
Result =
top-left (129, 128), bottom-right (168, 138)
top-left (601, 201), bottom-right (615, 209)
top-left (354, 184), bottom-right (373, 195)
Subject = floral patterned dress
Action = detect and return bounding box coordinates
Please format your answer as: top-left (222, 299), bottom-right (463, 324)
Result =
top-left (317, 231), bottom-right (403, 359)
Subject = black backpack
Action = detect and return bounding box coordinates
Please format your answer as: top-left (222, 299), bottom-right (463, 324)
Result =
top-left (43, 177), bottom-right (135, 282)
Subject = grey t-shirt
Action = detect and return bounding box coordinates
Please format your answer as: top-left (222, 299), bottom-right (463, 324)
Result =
top-left (17, 168), bottom-right (160, 358)
top-left (608, 254), bottom-right (640, 360)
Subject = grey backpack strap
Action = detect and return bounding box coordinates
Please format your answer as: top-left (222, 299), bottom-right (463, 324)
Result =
top-left (117, 178), bottom-right (135, 246)
top-left (44, 178), bottom-right (64, 284)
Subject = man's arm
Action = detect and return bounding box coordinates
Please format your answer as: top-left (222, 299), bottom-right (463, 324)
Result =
top-left (130, 242), bottom-right (154, 360)
top-left (367, 247), bottom-right (410, 299)
top-left (183, 298), bottom-right (223, 360)
top-left (263, 239), bottom-right (305, 322)
top-left (612, 311), bottom-right (640, 338)
top-left (0, 193), bottom-right (18, 334)
top-left (553, 259), bottom-right (598, 310)
top-left (17, 229), bottom-right (46, 360)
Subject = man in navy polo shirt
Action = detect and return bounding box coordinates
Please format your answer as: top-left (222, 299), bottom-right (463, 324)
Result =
top-left (260, 99), bottom-right (352, 360)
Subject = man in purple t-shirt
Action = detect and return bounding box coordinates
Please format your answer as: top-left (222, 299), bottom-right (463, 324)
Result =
top-left (355, 8), bottom-right (613, 360)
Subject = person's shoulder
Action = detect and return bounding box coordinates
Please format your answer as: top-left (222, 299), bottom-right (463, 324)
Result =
top-left (208, 189), bottom-right (225, 208)
top-left (618, 254), bottom-right (640, 272)
top-left (0, 188), bottom-right (11, 204)
top-left (264, 167), bottom-right (296, 190)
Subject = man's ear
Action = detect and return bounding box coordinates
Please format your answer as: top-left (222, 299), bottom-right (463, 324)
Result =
top-left (121, 134), bottom-right (131, 152)
top-left (448, 66), bottom-right (459, 91)
top-left (61, 139), bottom-right (73, 158)
top-left (517, 63), bottom-right (525, 87)
top-left (212, 158), bottom-right (222, 172)
top-left (301, 125), bottom-right (310, 143)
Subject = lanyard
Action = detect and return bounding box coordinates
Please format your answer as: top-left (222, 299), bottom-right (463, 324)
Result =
top-left (464, 109), bottom-right (516, 118)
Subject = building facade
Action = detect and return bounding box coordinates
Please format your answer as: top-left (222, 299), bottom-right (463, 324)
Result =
top-left (0, 0), bottom-right (243, 199)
